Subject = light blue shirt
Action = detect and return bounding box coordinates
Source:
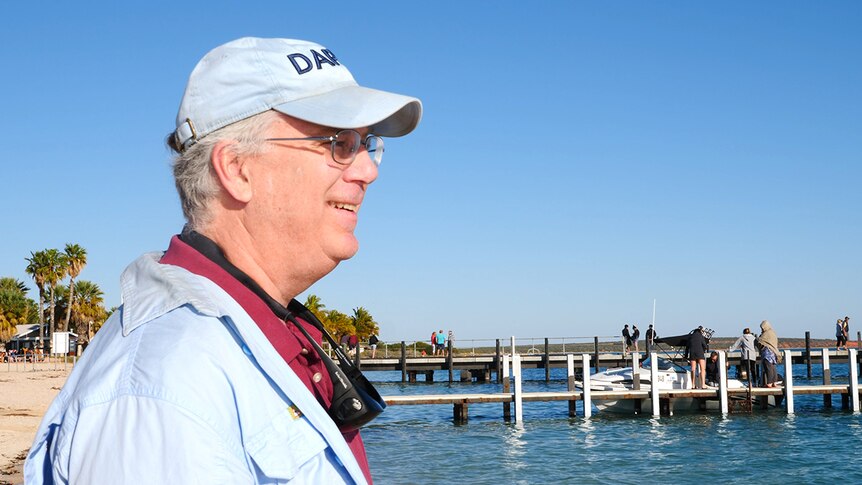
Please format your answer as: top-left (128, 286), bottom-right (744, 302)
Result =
top-left (25, 252), bottom-right (367, 484)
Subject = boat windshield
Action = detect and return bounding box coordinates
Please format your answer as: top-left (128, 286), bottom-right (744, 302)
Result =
top-left (641, 356), bottom-right (688, 373)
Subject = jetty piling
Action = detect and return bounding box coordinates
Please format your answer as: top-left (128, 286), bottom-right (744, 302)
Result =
top-left (822, 348), bottom-right (831, 408)
top-left (513, 354), bottom-right (523, 423)
top-left (447, 340), bottom-right (453, 383)
top-left (805, 331), bottom-right (812, 378)
top-left (495, 339), bottom-right (502, 384)
top-left (632, 352), bottom-right (642, 414)
top-left (650, 353), bottom-right (660, 418)
top-left (566, 354), bottom-right (576, 417)
top-left (582, 354), bottom-right (592, 418)
top-left (593, 337), bottom-right (600, 374)
top-left (719, 350), bottom-right (728, 414)
top-left (400, 341), bottom-right (406, 382)
top-left (544, 338), bottom-right (550, 382)
top-left (784, 349), bottom-right (794, 414)
top-left (850, 349), bottom-right (860, 412)
top-left (502, 354), bottom-right (511, 420)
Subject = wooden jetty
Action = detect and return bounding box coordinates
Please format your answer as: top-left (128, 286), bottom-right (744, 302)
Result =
top-left (380, 349), bottom-right (862, 423)
top-left (355, 336), bottom-right (861, 384)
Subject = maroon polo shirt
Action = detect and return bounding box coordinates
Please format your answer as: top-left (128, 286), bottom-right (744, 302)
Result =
top-left (159, 235), bottom-right (372, 483)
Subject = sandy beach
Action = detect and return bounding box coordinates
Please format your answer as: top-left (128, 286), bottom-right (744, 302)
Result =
top-left (0, 366), bottom-right (70, 485)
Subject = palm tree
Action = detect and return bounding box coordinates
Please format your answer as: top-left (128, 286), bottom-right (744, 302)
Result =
top-left (62, 243), bottom-right (87, 332)
top-left (351, 306), bottom-right (379, 340)
top-left (25, 251), bottom-right (49, 349)
top-left (324, 310), bottom-right (354, 342)
top-left (303, 294), bottom-right (326, 322)
top-left (69, 280), bottom-right (106, 343)
top-left (39, 248), bottom-right (68, 351)
top-left (0, 277), bottom-right (29, 294)
top-left (0, 277), bottom-right (35, 342)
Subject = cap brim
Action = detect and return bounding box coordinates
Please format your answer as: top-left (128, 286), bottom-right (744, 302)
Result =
top-left (273, 85), bottom-right (422, 137)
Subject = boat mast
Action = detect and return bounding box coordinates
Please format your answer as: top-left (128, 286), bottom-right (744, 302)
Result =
top-left (651, 299), bottom-right (656, 328)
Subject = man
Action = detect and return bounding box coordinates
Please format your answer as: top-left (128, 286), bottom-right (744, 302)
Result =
top-left (728, 327), bottom-right (758, 384)
top-left (25, 37), bottom-right (421, 484)
top-left (705, 351), bottom-right (720, 387)
top-left (645, 324), bottom-right (657, 354)
top-left (688, 326), bottom-right (708, 389)
top-left (368, 334), bottom-right (379, 359)
top-left (631, 324), bottom-right (640, 354)
top-left (436, 328), bottom-right (447, 356)
top-left (621, 324), bottom-right (631, 355)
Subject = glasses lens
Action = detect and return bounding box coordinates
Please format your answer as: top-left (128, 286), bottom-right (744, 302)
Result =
top-left (365, 136), bottom-right (384, 166)
top-left (332, 130), bottom-right (361, 164)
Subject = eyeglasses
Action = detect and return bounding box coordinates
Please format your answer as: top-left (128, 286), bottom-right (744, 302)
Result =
top-left (265, 129), bottom-right (385, 166)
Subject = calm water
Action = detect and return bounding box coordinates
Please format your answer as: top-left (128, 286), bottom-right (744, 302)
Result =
top-left (362, 363), bottom-right (862, 484)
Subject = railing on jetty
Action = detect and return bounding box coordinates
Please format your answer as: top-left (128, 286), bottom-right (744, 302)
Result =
top-left (382, 348), bottom-right (862, 423)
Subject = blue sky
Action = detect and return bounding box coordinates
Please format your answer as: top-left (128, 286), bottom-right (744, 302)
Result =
top-left (1, 1), bottom-right (859, 343)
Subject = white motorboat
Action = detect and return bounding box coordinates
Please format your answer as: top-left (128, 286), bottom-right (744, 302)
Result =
top-left (582, 356), bottom-right (753, 414)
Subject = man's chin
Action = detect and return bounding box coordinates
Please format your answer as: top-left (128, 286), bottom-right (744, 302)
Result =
top-left (327, 238), bottom-right (360, 263)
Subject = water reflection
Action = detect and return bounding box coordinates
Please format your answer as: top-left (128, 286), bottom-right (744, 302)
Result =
top-left (502, 422), bottom-right (527, 470)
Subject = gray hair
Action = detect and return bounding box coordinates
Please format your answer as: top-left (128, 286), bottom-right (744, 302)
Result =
top-left (167, 111), bottom-right (281, 229)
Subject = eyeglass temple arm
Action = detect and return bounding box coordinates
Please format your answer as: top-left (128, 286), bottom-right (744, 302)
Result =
top-left (265, 136), bottom-right (334, 142)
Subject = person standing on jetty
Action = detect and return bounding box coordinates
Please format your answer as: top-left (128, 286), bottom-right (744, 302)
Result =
top-left (687, 326), bottom-right (708, 389)
top-left (843, 316), bottom-right (850, 349)
top-left (729, 327), bottom-right (758, 385)
top-left (756, 320), bottom-right (782, 387)
top-left (621, 324), bottom-right (632, 356)
top-left (836, 318), bottom-right (847, 350)
top-left (25, 37), bottom-right (422, 484)
top-left (645, 324), bottom-right (657, 354)
top-left (436, 329), bottom-right (447, 356)
top-left (631, 325), bottom-right (640, 354)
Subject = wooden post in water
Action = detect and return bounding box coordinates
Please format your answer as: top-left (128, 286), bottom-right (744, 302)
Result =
top-left (719, 350), bottom-right (728, 414)
top-left (822, 347), bottom-right (832, 408)
top-left (511, 336), bottom-right (516, 358)
top-left (454, 402), bottom-right (468, 424)
top-left (495, 339), bottom-right (502, 383)
top-left (566, 354), bottom-right (576, 417)
top-left (784, 349), bottom-right (794, 414)
top-left (593, 337), bottom-right (600, 374)
top-left (447, 340), bottom-right (453, 384)
top-left (582, 353), bottom-right (592, 418)
top-left (502, 354), bottom-right (511, 421)
top-left (650, 352), bottom-right (660, 418)
top-left (805, 331), bottom-right (811, 378)
top-left (513, 354), bottom-right (523, 423)
top-left (849, 349), bottom-right (860, 413)
top-left (400, 341), bottom-right (407, 383)
top-left (544, 338), bottom-right (550, 382)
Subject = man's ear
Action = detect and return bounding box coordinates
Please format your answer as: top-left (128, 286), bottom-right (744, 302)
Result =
top-left (211, 141), bottom-right (253, 203)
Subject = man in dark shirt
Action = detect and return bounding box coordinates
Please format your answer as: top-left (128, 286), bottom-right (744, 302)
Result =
top-left (688, 326), bottom-right (708, 389)
top-left (622, 324), bottom-right (632, 355)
